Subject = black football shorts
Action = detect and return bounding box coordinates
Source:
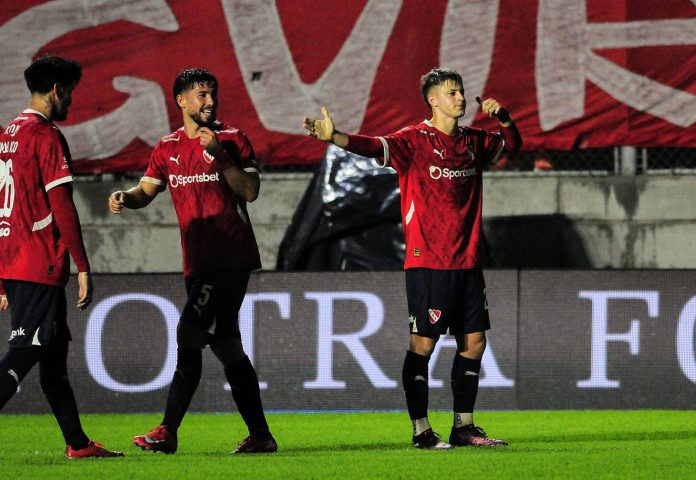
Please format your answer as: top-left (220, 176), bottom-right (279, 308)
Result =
top-left (406, 267), bottom-right (491, 338)
top-left (3, 279), bottom-right (70, 349)
top-left (181, 270), bottom-right (251, 339)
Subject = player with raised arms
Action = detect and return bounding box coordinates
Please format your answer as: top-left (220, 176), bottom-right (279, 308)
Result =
top-left (108, 68), bottom-right (276, 454)
top-left (303, 67), bottom-right (521, 449)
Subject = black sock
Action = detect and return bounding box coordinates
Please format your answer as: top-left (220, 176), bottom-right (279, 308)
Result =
top-left (451, 354), bottom-right (481, 415)
top-left (39, 345), bottom-right (89, 449)
top-left (42, 375), bottom-right (90, 449)
top-left (402, 350), bottom-right (430, 421)
top-left (162, 348), bottom-right (202, 434)
top-left (224, 355), bottom-right (270, 438)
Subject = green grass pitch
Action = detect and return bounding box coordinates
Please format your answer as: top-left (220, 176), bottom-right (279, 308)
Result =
top-left (1, 410), bottom-right (694, 479)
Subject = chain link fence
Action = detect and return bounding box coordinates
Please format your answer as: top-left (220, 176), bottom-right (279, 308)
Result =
top-left (77, 147), bottom-right (696, 179)
top-left (490, 148), bottom-right (696, 174)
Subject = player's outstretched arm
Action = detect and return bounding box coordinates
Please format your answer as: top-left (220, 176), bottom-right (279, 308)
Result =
top-left (302, 106), bottom-right (349, 148)
top-left (108, 181), bottom-right (162, 214)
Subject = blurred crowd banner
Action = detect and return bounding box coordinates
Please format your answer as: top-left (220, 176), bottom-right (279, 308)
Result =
top-left (1, 1), bottom-right (695, 172)
top-left (1, 271), bottom-right (695, 414)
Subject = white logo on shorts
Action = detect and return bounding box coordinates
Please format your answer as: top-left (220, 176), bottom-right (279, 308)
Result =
top-left (8, 327), bottom-right (25, 341)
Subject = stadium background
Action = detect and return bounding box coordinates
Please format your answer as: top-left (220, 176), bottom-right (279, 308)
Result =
top-left (1, 0), bottom-right (696, 413)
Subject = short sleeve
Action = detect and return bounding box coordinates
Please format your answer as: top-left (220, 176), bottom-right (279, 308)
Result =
top-left (35, 125), bottom-right (72, 191)
top-left (220, 130), bottom-right (258, 173)
top-left (379, 126), bottom-right (416, 175)
top-left (142, 142), bottom-right (166, 188)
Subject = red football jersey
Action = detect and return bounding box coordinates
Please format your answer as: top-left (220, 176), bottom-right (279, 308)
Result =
top-left (377, 120), bottom-right (505, 269)
top-left (0, 110), bottom-right (74, 286)
top-left (142, 123), bottom-right (262, 277)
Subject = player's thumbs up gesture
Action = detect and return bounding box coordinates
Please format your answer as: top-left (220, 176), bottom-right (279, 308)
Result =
top-left (303, 106), bottom-right (335, 142)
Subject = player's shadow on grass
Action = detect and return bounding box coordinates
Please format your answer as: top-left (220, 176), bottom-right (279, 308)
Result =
top-left (279, 441), bottom-right (407, 454)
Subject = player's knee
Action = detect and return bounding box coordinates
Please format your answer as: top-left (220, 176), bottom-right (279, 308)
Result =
top-left (455, 332), bottom-right (486, 358)
top-left (176, 321), bottom-right (208, 349)
top-left (210, 337), bottom-right (245, 369)
top-left (409, 334), bottom-right (437, 357)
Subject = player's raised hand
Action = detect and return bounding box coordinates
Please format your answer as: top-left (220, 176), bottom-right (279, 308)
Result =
top-left (303, 106), bottom-right (335, 142)
top-left (198, 126), bottom-right (220, 151)
top-left (108, 191), bottom-right (125, 214)
top-left (76, 271), bottom-right (93, 310)
top-left (475, 96), bottom-right (511, 124)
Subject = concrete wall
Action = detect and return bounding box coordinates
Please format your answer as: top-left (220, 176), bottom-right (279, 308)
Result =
top-left (75, 172), bottom-right (696, 273)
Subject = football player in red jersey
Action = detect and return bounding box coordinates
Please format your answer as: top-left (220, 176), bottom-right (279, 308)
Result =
top-left (303, 67), bottom-right (521, 449)
top-left (108, 69), bottom-right (276, 454)
top-left (0, 55), bottom-right (123, 458)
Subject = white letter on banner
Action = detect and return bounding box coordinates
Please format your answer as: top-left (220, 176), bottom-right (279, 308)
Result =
top-left (85, 294), bottom-right (179, 393)
top-left (439, 0), bottom-right (500, 127)
top-left (577, 290), bottom-right (659, 388)
top-left (303, 292), bottom-right (397, 389)
top-left (220, 0), bottom-right (402, 134)
top-left (0, 0), bottom-right (177, 160)
top-left (233, 293), bottom-right (291, 390)
top-left (536, 0), bottom-right (696, 130)
top-left (677, 296), bottom-right (696, 383)
top-left (429, 335), bottom-right (514, 388)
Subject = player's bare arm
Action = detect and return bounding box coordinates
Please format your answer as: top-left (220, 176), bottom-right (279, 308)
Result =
top-left (198, 127), bottom-right (260, 202)
top-left (302, 106), bottom-right (349, 148)
top-left (108, 181), bottom-right (163, 213)
top-left (0, 281), bottom-right (6, 310)
top-left (476, 96), bottom-right (513, 127)
top-left (222, 166), bottom-right (260, 203)
top-left (76, 271), bottom-right (93, 310)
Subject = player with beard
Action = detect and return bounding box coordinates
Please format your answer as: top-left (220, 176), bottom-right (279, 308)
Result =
top-left (108, 69), bottom-right (276, 454)
top-left (0, 55), bottom-right (123, 458)
top-left (303, 67), bottom-right (521, 449)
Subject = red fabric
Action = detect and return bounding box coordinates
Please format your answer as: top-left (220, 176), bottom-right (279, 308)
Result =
top-left (1, 1), bottom-right (694, 172)
top-left (47, 185), bottom-right (90, 273)
top-left (345, 134), bottom-right (384, 158)
top-left (142, 125), bottom-right (262, 276)
top-left (355, 121), bottom-right (517, 269)
top-left (0, 112), bottom-right (75, 286)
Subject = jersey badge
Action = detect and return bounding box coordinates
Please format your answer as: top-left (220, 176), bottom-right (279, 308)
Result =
top-left (428, 309), bottom-right (441, 324)
top-left (413, 248), bottom-right (420, 257)
top-left (203, 150), bottom-right (214, 163)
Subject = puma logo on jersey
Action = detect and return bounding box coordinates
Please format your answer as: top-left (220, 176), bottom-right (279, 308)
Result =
top-left (433, 148), bottom-right (445, 159)
top-left (169, 155), bottom-right (180, 165)
top-left (428, 309), bottom-right (441, 324)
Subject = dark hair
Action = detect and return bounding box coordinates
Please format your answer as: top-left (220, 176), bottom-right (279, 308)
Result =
top-left (420, 67), bottom-right (463, 106)
top-left (172, 69), bottom-right (218, 103)
top-left (24, 55), bottom-right (82, 94)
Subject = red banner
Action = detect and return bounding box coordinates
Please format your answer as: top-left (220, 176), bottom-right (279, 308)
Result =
top-left (1, 0), bottom-right (695, 173)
